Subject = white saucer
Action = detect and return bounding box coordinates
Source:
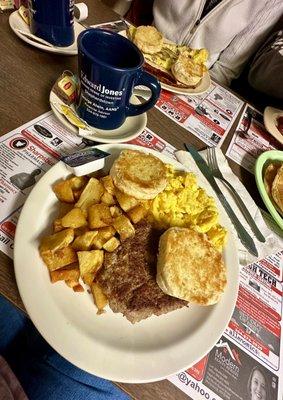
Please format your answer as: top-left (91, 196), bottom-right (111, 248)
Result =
top-left (9, 10), bottom-right (85, 55)
top-left (263, 106), bottom-right (283, 145)
top-left (49, 91), bottom-right (147, 143)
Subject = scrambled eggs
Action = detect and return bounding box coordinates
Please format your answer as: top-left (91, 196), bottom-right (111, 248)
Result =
top-left (148, 166), bottom-right (227, 250)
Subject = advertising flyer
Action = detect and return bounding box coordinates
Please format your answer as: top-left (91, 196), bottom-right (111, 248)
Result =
top-left (155, 82), bottom-right (244, 147)
top-left (226, 105), bottom-right (282, 173)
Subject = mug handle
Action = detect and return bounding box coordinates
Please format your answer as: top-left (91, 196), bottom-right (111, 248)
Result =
top-left (126, 71), bottom-right (161, 117)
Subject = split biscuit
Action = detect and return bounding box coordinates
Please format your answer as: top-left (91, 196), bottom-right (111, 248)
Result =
top-left (110, 149), bottom-right (167, 200)
top-left (133, 26), bottom-right (164, 54)
top-left (157, 227), bottom-right (227, 305)
top-left (171, 52), bottom-right (204, 87)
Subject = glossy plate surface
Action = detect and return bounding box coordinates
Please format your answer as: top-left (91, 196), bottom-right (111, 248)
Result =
top-left (50, 91), bottom-right (147, 144)
top-left (9, 11), bottom-right (84, 55)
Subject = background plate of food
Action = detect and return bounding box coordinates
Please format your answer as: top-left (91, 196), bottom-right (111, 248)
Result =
top-left (263, 106), bottom-right (283, 145)
top-left (14, 144), bottom-right (239, 383)
top-left (255, 150), bottom-right (283, 230)
top-left (122, 26), bottom-right (211, 96)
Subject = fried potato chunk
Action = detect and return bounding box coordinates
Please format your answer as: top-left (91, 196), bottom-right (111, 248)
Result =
top-left (53, 218), bottom-right (64, 233)
top-left (53, 180), bottom-right (74, 203)
top-left (127, 204), bottom-right (148, 224)
top-left (101, 192), bottom-right (116, 206)
top-left (58, 202), bottom-right (74, 218)
top-left (77, 250), bottom-right (104, 284)
top-left (74, 226), bottom-right (89, 237)
top-left (115, 189), bottom-right (138, 212)
top-left (50, 263), bottom-right (80, 283)
top-left (73, 283), bottom-right (84, 292)
top-left (91, 282), bottom-right (108, 314)
top-left (72, 231), bottom-right (98, 251)
top-left (41, 246), bottom-right (77, 271)
top-left (88, 204), bottom-right (112, 229)
top-left (102, 237), bottom-right (120, 252)
top-left (75, 178), bottom-right (104, 213)
top-left (69, 176), bottom-right (88, 190)
top-left (100, 175), bottom-right (115, 195)
top-left (65, 279), bottom-right (84, 292)
top-left (61, 208), bottom-right (87, 229)
top-left (110, 205), bottom-right (123, 218)
top-left (92, 227), bottom-right (116, 249)
top-left (39, 228), bottom-right (74, 253)
top-left (113, 215), bottom-right (135, 241)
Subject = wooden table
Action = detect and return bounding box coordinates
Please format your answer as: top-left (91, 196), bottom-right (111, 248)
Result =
top-left (0, 2), bottom-right (263, 399)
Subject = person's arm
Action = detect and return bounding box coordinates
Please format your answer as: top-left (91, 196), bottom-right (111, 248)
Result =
top-left (209, 1), bottom-right (283, 86)
top-left (125, 0), bottom-right (154, 26)
top-left (248, 30), bottom-right (283, 99)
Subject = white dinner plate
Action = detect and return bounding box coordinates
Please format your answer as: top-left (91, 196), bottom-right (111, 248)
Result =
top-left (50, 91), bottom-right (147, 143)
top-left (160, 71), bottom-right (211, 96)
top-left (14, 144), bottom-right (239, 383)
top-left (9, 10), bottom-right (85, 55)
top-left (263, 106), bottom-right (283, 145)
top-left (119, 30), bottom-right (211, 96)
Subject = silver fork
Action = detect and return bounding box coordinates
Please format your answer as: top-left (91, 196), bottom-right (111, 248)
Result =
top-left (207, 147), bottom-right (265, 243)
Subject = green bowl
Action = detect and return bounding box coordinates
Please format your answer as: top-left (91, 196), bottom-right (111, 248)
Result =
top-left (255, 150), bottom-right (283, 230)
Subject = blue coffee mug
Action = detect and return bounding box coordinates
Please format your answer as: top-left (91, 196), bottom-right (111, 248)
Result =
top-left (28, 0), bottom-right (75, 47)
top-left (76, 29), bottom-right (161, 130)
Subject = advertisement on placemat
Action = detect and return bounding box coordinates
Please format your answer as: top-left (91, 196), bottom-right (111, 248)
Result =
top-left (155, 82), bottom-right (243, 147)
top-left (226, 105), bottom-right (281, 173)
top-left (203, 337), bottom-right (278, 400)
top-left (128, 128), bottom-right (176, 158)
top-left (170, 336), bottom-right (280, 400)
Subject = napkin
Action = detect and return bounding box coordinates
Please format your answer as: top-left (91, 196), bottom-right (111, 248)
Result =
top-left (175, 148), bottom-right (283, 267)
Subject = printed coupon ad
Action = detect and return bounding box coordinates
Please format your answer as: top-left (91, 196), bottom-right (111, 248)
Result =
top-left (170, 336), bottom-right (280, 400)
top-left (226, 105), bottom-right (282, 173)
top-left (155, 81), bottom-right (244, 147)
top-left (226, 285), bottom-right (281, 370)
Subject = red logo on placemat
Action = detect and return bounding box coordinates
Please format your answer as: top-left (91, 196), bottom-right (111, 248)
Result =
top-left (186, 355), bottom-right (208, 381)
top-left (1, 221), bottom-right (16, 238)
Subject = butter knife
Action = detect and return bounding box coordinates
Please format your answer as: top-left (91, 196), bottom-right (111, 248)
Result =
top-left (185, 145), bottom-right (258, 257)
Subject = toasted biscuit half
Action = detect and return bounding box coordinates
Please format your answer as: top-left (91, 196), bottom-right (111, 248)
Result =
top-left (263, 162), bottom-right (281, 196)
top-left (171, 52), bottom-right (204, 87)
top-left (110, 150), bottom-right (167, 200)
top-left (133, 26), bottom-right (164, 54)
top-left (271, 164), bottom-right (283, 214)
top-left (157, 227), bottom-right (227, 305)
